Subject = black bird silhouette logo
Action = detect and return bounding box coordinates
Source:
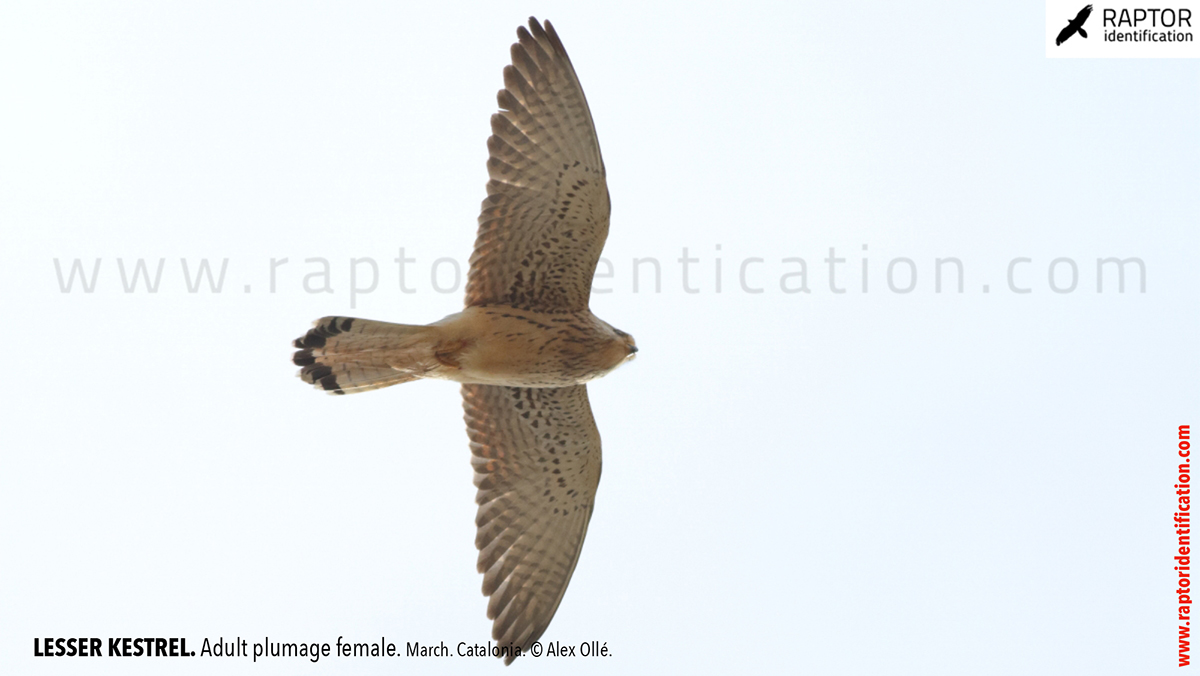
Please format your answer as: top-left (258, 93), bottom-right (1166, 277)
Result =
top-left (1056, 4), bottom-right (1094, 45)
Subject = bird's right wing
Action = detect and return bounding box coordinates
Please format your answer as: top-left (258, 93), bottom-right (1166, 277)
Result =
top-left (465, 18), bottom-right (610, 313)
top-left (461, 383), bottom-right (603, 664)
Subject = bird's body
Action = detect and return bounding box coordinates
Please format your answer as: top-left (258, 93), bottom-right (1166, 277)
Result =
top-left (291, 17), bottom-right (632, 664)
top-left (294, 306), bottom-right (634, 391)
top-left (1056, 4), bottom-right (1094, 45)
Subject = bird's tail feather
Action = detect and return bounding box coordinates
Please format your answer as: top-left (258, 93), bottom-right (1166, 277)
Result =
top-left (292, 316), bottom-right (439, 395)
top-left (1079, 28), bottom-right (1088, 38)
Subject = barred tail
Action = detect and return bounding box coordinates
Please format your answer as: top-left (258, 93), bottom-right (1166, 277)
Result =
top-left (292, 316), bottom-right (439, 395)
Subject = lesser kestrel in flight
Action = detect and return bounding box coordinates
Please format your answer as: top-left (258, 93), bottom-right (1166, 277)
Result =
top-left (291, 17), bottom-right (635, 664)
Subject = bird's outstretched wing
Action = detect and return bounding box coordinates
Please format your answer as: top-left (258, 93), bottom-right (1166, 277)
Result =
top-left (1075, 4), bottom-right (1093, 24)
top-left (1056, 23), bottom-right (1077, 45)
top-left (462, 384), bottom-right (602, 664)
top-left (465, 17), bottom-right (609, 313)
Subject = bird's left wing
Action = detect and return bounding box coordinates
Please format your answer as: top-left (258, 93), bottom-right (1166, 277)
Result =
top-left (1055, 24), bottom-right (1075, 45)
top-left (461, 384), bottom-right (602, 664)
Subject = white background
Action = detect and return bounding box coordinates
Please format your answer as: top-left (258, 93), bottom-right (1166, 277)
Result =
top-left (2, 1), bottom-right (1197, 674)
top-left (1046, 1), bottom-right (1200, 58)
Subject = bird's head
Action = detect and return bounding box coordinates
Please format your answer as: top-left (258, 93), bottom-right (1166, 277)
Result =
top-left (620, 332), bottom-right (638, 361)
top-left (596, 324), bottom-right (638, 375)
top-left (609, 323), bottom-right (637, 357)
